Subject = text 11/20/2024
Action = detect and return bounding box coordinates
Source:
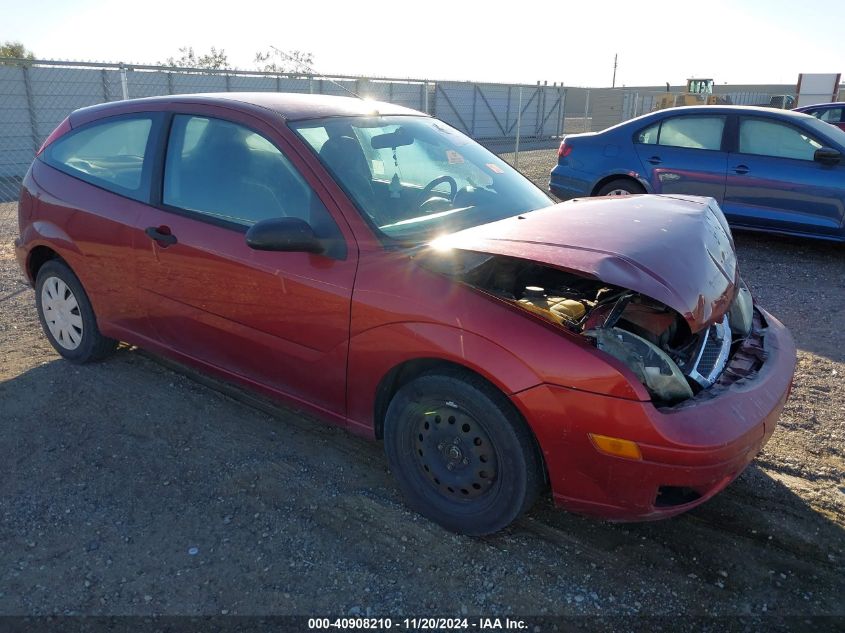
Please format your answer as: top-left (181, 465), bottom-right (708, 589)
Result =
top-left (307, 617), bottom-right (529, 630)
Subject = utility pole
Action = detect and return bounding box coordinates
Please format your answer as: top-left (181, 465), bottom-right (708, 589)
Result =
top-left (612, 53), bottom-right (618, 88)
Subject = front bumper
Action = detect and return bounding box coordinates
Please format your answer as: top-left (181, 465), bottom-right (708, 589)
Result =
top-left (513, 307), bottom-right (796, 520)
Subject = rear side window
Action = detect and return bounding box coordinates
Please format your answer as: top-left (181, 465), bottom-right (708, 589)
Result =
top-left (163, 115), bottom-right (345, 257)
top-left (636, 123), bottom-right (660, 144)
top-left (636, 116), bottom-right (725, 150)
top-left (818, 107), bottom-right (844, 123)
top-left (42, 115), bottom-right (156, 200)
top-left (739, 118), bottom-right (822, 160)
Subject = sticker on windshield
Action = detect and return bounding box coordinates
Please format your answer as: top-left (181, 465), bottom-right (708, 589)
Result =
top-left (371, 159), bottom-right (385, 175)
top-left (446, 150), bottom-right (464, 164)
top-left (486, 163), bottom-right (504, 174)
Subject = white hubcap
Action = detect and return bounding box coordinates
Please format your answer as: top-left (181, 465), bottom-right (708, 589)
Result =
top-left (606, 188), bottom-right (632, 196)
top-left (41, 276), bottom-right (83, 350)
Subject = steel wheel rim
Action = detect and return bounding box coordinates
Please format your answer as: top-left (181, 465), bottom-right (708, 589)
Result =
top-left (41, 276), bottom-right (83, 350)
top-left (413, 405), bottom-right (499, 501)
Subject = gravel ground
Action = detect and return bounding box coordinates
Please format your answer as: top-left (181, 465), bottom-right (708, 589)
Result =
top-left (1, 154), bottom-right (844, 624)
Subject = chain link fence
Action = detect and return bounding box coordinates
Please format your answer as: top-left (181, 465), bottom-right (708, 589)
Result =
top-left (0, 58), bottom-right (814, 213)
top-left (0, 59), bottom-right (571, 207)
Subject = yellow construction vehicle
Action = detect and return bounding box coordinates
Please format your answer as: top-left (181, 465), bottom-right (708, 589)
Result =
top-left (652, 78), bottom-right (732, 111)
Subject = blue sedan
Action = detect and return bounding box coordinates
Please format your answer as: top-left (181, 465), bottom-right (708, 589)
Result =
top-left (549, 106), bottom-right (845, 241)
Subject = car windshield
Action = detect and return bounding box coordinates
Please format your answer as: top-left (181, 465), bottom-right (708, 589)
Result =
top-left (291, 115), bottom-right (553, 243)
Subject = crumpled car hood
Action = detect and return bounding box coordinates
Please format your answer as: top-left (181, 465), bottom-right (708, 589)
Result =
top-left (433, 195), bottom-right (738, 333)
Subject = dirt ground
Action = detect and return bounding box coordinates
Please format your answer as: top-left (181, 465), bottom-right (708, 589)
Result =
top-left (1, 155), bottom-right (844, 624)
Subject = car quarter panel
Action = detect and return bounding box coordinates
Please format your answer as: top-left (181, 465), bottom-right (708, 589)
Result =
top-left (22, 160), bottom-right (155, 340)
top-left (549, 134), bottom-right (617, 199)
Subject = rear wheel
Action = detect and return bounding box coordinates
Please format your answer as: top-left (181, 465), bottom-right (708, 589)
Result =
top-left (595, 178), bottom-right (645, 197)
top-left (35, 260), bottom-right (118, 363)
top-left (384, 370), bottom-right (543, 535)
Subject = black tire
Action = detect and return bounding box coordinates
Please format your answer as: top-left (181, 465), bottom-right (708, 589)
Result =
top-left (34, 259), bottom-right (118, 363)
top-left (595, 178), bottom-right (645, 197)
top-left (384, 369), bottom-right (544, 535)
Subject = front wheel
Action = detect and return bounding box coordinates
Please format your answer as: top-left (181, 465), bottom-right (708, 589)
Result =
top-left (35, 260), bottom-right (118, 363)
top-left (384, 370), bottom-right (544, 535)
top-left (595, 178), bottom-right (645, 197)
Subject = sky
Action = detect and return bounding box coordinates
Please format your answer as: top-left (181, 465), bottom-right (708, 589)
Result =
top-left (2, 0), bottom-right (844, 87)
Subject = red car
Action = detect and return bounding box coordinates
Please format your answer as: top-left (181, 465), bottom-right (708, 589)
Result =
top-left (793, 102), bottom-right (845, 131)
top-left (15, 94), bottom-right (796, 535)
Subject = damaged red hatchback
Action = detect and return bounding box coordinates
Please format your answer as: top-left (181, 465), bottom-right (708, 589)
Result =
top-left (15, 94), bottom-right (796, 534)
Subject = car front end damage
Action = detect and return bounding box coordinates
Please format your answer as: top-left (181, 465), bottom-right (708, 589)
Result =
top-left (420, 194), bottom-right (796, 519)
top-left (512, 304), bottom-right (794, 519)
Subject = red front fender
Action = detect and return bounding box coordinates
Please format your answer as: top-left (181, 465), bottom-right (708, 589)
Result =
top-left (345, 322), bottom-right (544, 435)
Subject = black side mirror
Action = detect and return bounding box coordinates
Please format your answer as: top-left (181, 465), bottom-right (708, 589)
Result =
top-left (245, 217), bottom-right (324, 253)
top-left (814, 147), bottom-right (841, 165)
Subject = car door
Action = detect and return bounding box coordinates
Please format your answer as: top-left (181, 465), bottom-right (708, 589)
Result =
top-left (633, 114), bottom-right (728, 200)
top-left (133, 109), bottom-right (357, 419)
top-left (722, 115), bottom-right (845, 236)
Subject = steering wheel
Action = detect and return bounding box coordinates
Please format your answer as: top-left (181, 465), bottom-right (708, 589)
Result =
top-left (417, 175), bottom-right (458, 210)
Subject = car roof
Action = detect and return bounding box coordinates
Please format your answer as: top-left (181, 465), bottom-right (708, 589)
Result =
top-left (794, 102), bottom-right (845, 110)
top-left (646, 105), bottom-right (812, 118)
top-left (70, 92), bottom-right (426, 124)
top-left (599, 104), bottom-right (818, 133)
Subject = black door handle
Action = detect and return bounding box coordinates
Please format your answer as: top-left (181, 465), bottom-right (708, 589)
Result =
top-left (145, 226), bottom-right (177, 246)
top-left (648, 156), bottom-right (662, 165)
top-left (732, 164), bottom-right (750, 175)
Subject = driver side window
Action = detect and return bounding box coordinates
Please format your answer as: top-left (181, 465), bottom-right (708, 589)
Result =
top-left (818, 108), bottom-right (844, 123)
top-left (738, 118), bottom-right (822, 161)
top-left (163, 115), bottom-right (345, 257)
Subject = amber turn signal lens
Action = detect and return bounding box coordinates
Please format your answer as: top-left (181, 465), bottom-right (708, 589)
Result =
top-left (589, 434), bottom-right (643, 460)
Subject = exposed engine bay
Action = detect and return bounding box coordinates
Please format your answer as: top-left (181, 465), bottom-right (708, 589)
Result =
top-left (421, 250), bottom-right (755, 406)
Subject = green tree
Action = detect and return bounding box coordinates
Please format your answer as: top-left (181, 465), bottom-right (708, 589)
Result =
top-left (160, 46), bottom-right (229, 70)
top-left (0, 41), bottom-right (36, 63)
top-left (254, 49), bottom-right (314, 74)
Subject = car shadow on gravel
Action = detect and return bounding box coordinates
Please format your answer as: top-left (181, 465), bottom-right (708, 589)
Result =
top-left (507, 466), bottom-right (845, 614)
top-left (732, 230), bottom-right (845, 364)
top-left (526, 462), bottom-right (844, 562)
top-left (2, 352), bottom-right (843, 615)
